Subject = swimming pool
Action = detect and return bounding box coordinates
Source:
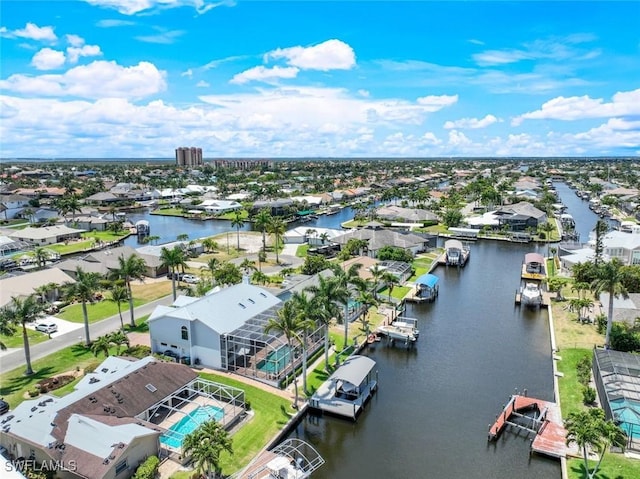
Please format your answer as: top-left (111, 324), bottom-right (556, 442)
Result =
top-left (611, 398), bottom-right (640, 439)
top-left (257, 345), bottom-right (292, 374)
top-left (160, 405), bottom-right (224, 449)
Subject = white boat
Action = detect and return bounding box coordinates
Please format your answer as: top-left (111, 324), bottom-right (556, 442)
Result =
top-left (444, 239), bottom-right (470, 267)
top-left (520, 282), bottom-right (543, 308)
top-left (376, 316), bottom-right (419, 342)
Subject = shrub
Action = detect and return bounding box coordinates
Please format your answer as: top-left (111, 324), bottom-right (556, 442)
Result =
top-left (576, 354), bottom-right (592, 386)
top-left (582, 386), bottom-right (597, 405)
top-left (28, 389), bottom-right (39, 398)
top-left (83, 361), bottom-right (101, 375)
top-left (37, 375), bottom-right (75, 393)
top-left (132, 455), bottom-right (159, 479)
top-left (123, 345), bottom-right (152, 359)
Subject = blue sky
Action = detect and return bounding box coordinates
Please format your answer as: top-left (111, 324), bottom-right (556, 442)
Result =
top-left (1, 0), bottom-right (639, 158)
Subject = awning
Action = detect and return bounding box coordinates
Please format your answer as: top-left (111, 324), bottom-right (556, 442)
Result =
top-left (329, 355), bottom-right (376, 387)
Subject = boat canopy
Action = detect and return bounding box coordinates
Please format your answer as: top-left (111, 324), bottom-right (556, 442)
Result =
top-left (444, 239), bottom-right (463, 250)
top-left (330, 355), bottom-right (376, 387)
top-left (416, 273), bottom-right (439, 288)
top-left (524, 253), bottom-right (545, 265)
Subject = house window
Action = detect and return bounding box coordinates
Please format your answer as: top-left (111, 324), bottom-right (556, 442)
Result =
top-left (115, 459), bottom-right (128, 475)
top-left (181, 326), bottom-right (188, 341)
top-left (632, 251), bottom-right (640, 265)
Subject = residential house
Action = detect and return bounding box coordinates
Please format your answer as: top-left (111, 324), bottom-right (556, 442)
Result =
top-left (0, 194), bottom-right (30, 220)
top-left (9, 225), bottom-right (85, 246)
top-left (84, 246), bottom-right (166, 278)
top-left (601, 228), bottom-right (640, 266)
top-left (0, 356), bottom-right (210, 479)
top-left (375, 205), bottom-right (438, 224)
top-left (0, 268), bottom-right (74, 308)
top-left (494, 202), bottom-right (547, 231)
top-left (332, 223), bottom-right (428, 258)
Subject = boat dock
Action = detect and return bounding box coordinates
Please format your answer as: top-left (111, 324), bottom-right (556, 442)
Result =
top-left (309, 355), bottom-right (378, 420)
top-left (375, 316), bottom-right (419, 348)
top-left (488, 394), bottom-right (569, 458)
top-left (514, 290), bottom-right (552, 308)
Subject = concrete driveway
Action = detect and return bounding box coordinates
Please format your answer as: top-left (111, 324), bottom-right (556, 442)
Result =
top-left (28, 316), bottom-right (83, 338)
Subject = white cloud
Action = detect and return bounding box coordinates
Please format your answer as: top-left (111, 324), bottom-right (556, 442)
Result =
top-left (1, 22), bottom-right (57, 42)
top-left (416, 95), bottom-right (458, 111)
top-left (84, 0), bottom-right (232, 15)
top-left (65, 34), bottom-right (84, 48)
top-left (267, 39), bottom-right (356, 71)
top-left (559, 118), bottom-right (640, 149)
top-left (67, 45), bottom-right (102, 64)
top-left (357, 89), bottom-right (370, 98)
top-left (135, 30), bottom-right (185, 44)
top-left (181, 69), bottom-right (193, 78)
top-left (512, 88), bottom-right (640, 125)
top-left (0, 61), bottom-right (167, 100)
top-left (196, 80), bottom-right (209, 88)
top-left (31, 48), bottom-right (66, 70)
top-left (230, 66), bottom-right (299, 84)
top-left (444, 114), bottom-right (499, 129)
top-left (96, 19), bottom-right (136, 27)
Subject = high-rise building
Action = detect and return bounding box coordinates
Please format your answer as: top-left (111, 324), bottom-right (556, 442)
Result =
top-left (175, 147), bottom-right (203, 168)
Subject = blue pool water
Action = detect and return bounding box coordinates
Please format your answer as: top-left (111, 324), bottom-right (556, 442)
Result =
top-left (257, 345), bottom-right (292, 373)
top-left (160, 405), bottom-right (224, 449)
top-left (611, 398), bottom-right (640, 438)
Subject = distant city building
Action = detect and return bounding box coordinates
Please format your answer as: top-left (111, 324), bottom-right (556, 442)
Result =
top-left (210, 159), bottom-right (274, 170)
top-left (175, 147), bottom-right (203, 168)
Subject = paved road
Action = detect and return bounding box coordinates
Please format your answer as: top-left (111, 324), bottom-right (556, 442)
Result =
top-left (0, 295), bottom-right (174, 373)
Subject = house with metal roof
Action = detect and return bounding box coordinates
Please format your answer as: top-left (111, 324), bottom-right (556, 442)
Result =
top-left (148, 283), bottom-right (324, 386)
top-left (9, 225), bottom-right (85, 246)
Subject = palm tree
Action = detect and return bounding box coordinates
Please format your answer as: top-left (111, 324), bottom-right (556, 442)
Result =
top-left (90, 334), bottom-right (113, 357)
top-left (231, 210), bottom-right (245, 250)
top-left (290, 291), bottom-right (319, 394)
top-left (0, 313), bottom-right (16, 350)
top-left (66, 195), bottom-right (82, 221)
top-left (306, 273), bottom-right (346, 369)
top-left (0, 295), bottom-right (44, 375)
top-left (177, 233), bottom-right (189, 243)
top-left (109, 330), bottom-right (130, 355)
top-left (32, 247), bottom-right (49, 270)
top-left (202, 237), bottom-right (218, 253)
top-left (182, 420), bottom-right (233, 479)
top-left (253, 209), bottom-right (272, 254)
top-left (355, 287), bottom-right (378, 337)
top-left (319, 232), bottom-right (329, 245)
top-left (108, 285), bottom-right (129, 330)
top-left (332, 263), bottom-right (366, 350)
top-left (369, 264), bottom-right (385, 299)
top-left (565, 408), bottom-right (627, 479)
top-left (160, 246), bottom-right (187, 300)
top-left (268, 216), bottom-right (286, 264)
top-left (65, 267), bottom-right (101, 346)
top-left (381, 271), bottom-right (399, 302)
top-left (201, 257), bottom-right (220, 282)
top-left (264, 301), bottom-right (304, 409)
top-left (590, 258), bottom-right (629, 349)
top-left (239, 258), bottom-right (256, 277)
top-left (112, 254), bottom-right (147, 327)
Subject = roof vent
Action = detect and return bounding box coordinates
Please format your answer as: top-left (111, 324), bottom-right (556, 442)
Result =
top-left (238, 302), bottom-right (246, 309)
top-left (145, 384), bottom-right (157, 393)
top-left (259, 292), bottom-right (267, 298)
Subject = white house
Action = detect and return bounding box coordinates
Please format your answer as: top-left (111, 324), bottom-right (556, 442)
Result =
top-left (602, 229), bottom-right (640, 266)
top-left (148, 283), bottom-right (282, 370)
top-left (0, 194), bottom-right (30, 219)
top-left (9, 225), bottom-right (85, 246)
top-left (198, 199), bottom-right (242, 215)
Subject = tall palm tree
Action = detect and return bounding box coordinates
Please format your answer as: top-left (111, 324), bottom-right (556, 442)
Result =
top-left (0, 295), bottom-right (44, 375)
top-left (160, 246), bottom-right (187, 300)
top-left (66, 195), bottom-right (82, 222)
top-left (0, 313), bottom-right (16, 350)
top-left (290, 291), bottom-right (319, 395)
top-left (253, 209), bottom-right (272, 254)
top-left (306, 273), bottom-right (346, 369)
top-left (264, 301), bottom-right (304, 409)
top-left (108, 285), bottom-right (129, 330)
top-left (331, 263), bottom-right (366, 350)
top-left (268, 216), bottom-right (286, 264)
top-left (182, 420), bottom-right (233, 479)
top-left (112, 254), bottom-right (147, 327)
top-left (590, 258), bottom-right (629, 349)
top-left (355, 287), bottom-right (378, 336)
top-left (231, 210), bottom-right (245, 250)
top-left (381, 271), bottom-right (399, 303)
top-left (369, 264), bottom-right (385, 299)
top-left (65, 267), bottom-right (101, 346)
top-left (32, 247), bottom-right (49, 270)
top-left (177, 233), bottom-right (189, 242)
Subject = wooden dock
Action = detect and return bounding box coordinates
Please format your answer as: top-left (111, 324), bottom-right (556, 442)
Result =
top-left (488, 394), bottom-right (569, 458)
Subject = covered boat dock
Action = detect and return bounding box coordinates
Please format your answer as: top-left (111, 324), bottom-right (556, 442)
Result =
top-left (309, 355), bottom-right (378, 420)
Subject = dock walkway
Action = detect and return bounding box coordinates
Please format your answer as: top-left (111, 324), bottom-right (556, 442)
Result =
top-left (488, 394), bottom-right (569, 458)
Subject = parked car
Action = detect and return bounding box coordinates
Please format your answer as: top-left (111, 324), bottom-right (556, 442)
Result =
top-left (182, 274), bottom-right (200, 284)
top-left (163, 349), bottom-right (179, 359)
top-left (0, 399), bottom-right (9, 416)
top-left (35, 322), bottom-right (58, 334)
top-left (168, 272), bottom-right (185, 281)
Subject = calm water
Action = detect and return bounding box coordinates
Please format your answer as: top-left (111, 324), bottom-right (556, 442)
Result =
top-left (283, 182), bottom-right (601, 478)
top-left (123, 207), bottom-right (358, 247)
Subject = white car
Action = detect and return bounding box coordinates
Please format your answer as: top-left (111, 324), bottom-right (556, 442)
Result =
top-left (182, 274), bottom-right (200, 284)
top-left (35, 322), bottom-right (58, 334)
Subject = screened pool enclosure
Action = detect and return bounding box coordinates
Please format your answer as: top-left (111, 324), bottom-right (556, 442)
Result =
top-left (221, 304), bottom-right (325, 386)
top-left (592, 348), bottom-right (640, 450)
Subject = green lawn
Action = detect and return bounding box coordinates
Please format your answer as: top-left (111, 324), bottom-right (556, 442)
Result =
top-left (150, 207), bottom-right (184, 216)
top-left (181, 372), bottom-right (295, 477)
top-left (58, 298), bottom-right (144, 323)
top-left (378, 286), bottom-right (411, 300)
top-left (0, 343), bottom-right (116, 409)
top-left (296, 244), bottom-right (309, 257)
top-left (1, 327), bottom-right (49, 349)
top-left (217, 209), bottom-right (249, 220)
top-left (47, 231), bottom-right (128, 255)
top-left (567, 454), bottom-right (640, 479)
top-left (556, 348), bottom-right (591, 417)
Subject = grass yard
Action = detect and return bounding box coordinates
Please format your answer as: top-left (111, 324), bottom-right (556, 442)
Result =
top-left (170, 372), bottom-right (295, 478)
top-left (217, 209), bottom-right (249, 220)
top-left (567, 454), bottom-right (640, 479)
top-left (0, 343), bottom-right (117, 409)
top-left (58, 298), bottom-right (144, 323)
top-left (556, 348), bottom-right (592, 417)
top-left (1, 328), bottom-right (49, 349)
top-left (378, 285), bottom-right (411, 300)
top-left (296, 244), bottom-right (309, 257)
top-left (150, 207), bottom-right (184, 216)
top-left (130, 281), bottom-right (173, 301)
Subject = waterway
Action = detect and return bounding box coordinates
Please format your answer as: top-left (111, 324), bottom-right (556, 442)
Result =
top-left (122, 206), bottom-right (358, 247)
top-left (282, 186), bottom-right (600, 479)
